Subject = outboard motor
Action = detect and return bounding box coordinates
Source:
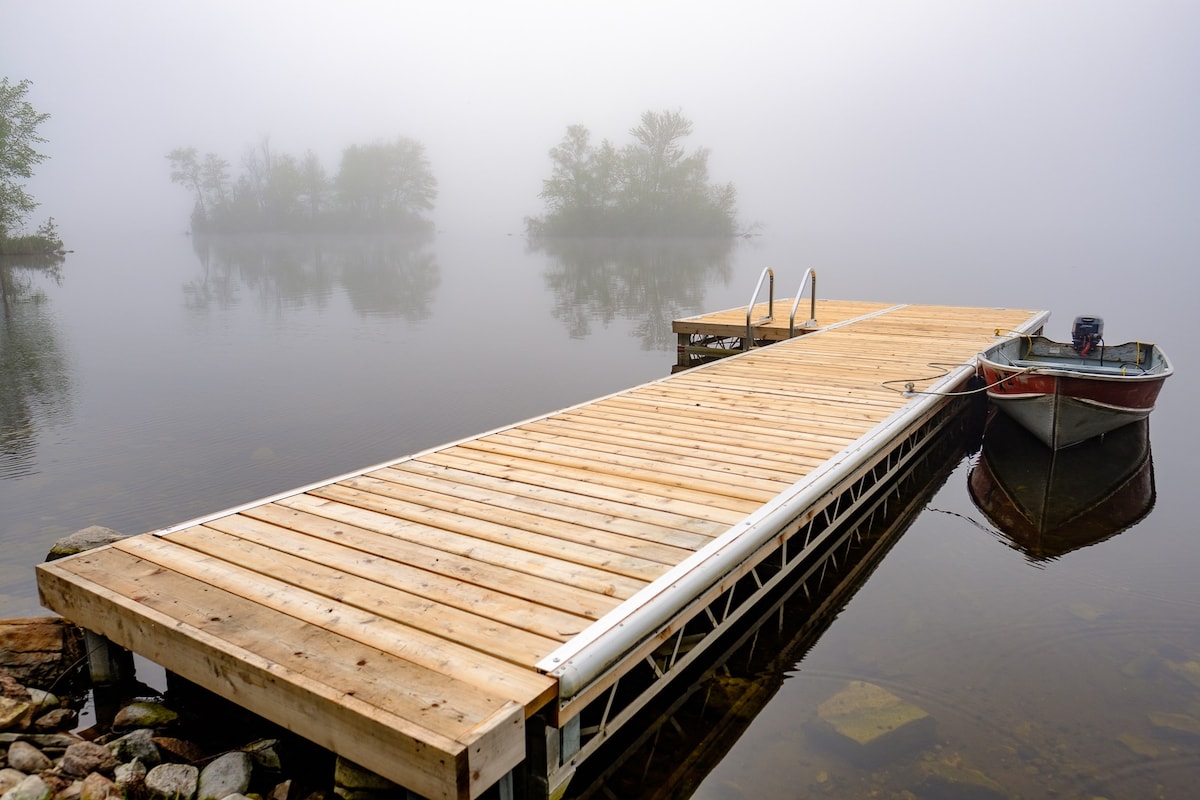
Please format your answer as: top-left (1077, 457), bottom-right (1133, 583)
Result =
top-left (1072, 315), bottom-right (1104, 356)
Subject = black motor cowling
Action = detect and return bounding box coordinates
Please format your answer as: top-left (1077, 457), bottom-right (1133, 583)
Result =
top-left (1072, 315), bottom-right (1104, 355)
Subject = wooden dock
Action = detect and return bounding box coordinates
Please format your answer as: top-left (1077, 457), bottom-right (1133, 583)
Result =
top-left (37, 299), bottom-right (1048, 800)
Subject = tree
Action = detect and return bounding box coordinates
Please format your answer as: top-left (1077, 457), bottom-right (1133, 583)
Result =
top-left (334, 137), bottom-right (437, 229)
top-left (0, 77), bottom-right (51, 239)
top-left (527, 109), bottom-right (738, 239)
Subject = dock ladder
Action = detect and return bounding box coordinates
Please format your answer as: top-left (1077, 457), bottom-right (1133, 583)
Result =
top-left (674, 268), bottom-right (820, 370)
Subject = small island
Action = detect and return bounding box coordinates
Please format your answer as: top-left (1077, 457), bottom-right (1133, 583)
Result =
top-left (167, 137), bottom-right (438, 236)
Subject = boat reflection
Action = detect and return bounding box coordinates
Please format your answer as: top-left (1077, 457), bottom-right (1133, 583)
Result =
top-left (968, 411), bottom-right (1156, 562)
top-left (563, 406), bottom-right (977, 799)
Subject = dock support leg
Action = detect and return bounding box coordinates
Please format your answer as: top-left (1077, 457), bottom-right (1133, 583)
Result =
top-left (523, 713), bottom-right (581, 800)
top-left (83, 629), bottom-right (136, 728)
top-left (496, 772), bottom-right (514, 800)
top-left (83, 629), bottom-right (134, 685)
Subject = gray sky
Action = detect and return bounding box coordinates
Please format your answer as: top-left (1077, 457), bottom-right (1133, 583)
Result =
top-left (3, 0), bottom-right (1197, 241)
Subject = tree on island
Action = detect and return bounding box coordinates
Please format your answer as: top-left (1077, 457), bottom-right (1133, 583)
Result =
top-left (168, 136), bottom-right (438, 235)
top-left (0, 77), bottom-right (63, 254)
top-left (526, 109), bottom-right (739, 239)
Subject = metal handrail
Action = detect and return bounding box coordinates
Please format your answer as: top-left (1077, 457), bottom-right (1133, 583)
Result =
top-left (788, 268), bottom-right (818, 336)
top-left (744, 267), bottom-right (774, 350)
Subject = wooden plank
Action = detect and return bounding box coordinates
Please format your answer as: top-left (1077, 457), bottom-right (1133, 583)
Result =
top-left (321, 473), bottom-right (674, 582)
top-left (161, 520), bottom-right (561, 665)
top-left (358, 464), bottom-right (713, 553)
top-left (117, 533), bottom-right (556, 707)
top-left (519, 416), bottom-right (827, 472)
top-left (437, 443), bottom-right (774, 510)
top-left (239, 501), bottom-right (594, 640)
top-left (273, 490), bottom-right (626, 622)
top-left (385, 460), bottom-right (727, 538)
top-left (339, 464), bottom-right (692, 569)
top-left (492, 426), bottom-right (817, 483)
top-left (466, 433), bottom-right (796, 497)
top-left (307, 481), bottom-right (649, 600)
top-left (420, 449), bottom-right (757, 520)
top-left (37, 553), bottom-right (525, 800)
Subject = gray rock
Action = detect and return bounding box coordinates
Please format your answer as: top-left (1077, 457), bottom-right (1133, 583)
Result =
top-left (333, 757), bottom-right (396, 792)
top-left (112, 702), bottom-right (179, 731)
top-left (197, 751), bottom-right (253, 800)
top-left (244, 738), bottom-right (283, 771)
top-left (60, 741), bottom-right (119, 778)
top-left (109, 728), bottom-right (161, 767)
top-left (0, 771), bottom-right (27, 797)
top-left (113, 758), bottom-right (147, 797)
top-left (45, 527), bottom-right (129, 561)
top-left (145, 763), bottom-right (198, 800)
top-left (5, 740), bottom-right (53, 773)
top-left (0, 733), bottom-right (83, 749)
top-left (0, 775), bottom-right (52, 800)
top-left (23, 691), bottom-right (58, 716)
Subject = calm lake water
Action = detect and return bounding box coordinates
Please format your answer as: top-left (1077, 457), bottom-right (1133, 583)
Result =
top-left (2, 230), bottom-right (1197, 798)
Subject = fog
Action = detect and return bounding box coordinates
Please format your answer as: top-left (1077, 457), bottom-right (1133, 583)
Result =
top-left (4, 0), bottom-right (1198, 247)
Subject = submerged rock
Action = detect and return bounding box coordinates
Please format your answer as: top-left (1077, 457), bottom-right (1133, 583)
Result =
top-left (1147, 710), bottom-right (1200, 740)
top-left (810, 680), bottom-right (935, 765)
top-left (1165, 658), bottom-right (1200, 690)
top-left (916, 759), bottom-right (1010, 800)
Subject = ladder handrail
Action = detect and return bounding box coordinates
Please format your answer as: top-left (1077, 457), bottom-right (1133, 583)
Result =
top-left (744, 267), bottom-right (775, 350)
top-left (788, 268), bottom-right (818, 337)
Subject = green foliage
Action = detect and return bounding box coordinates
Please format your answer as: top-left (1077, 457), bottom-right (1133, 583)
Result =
top-left (168, 136), bottom-right (438, 235)
top-left (527, 109), bottom-right (739, 239)
top-left (0, 77), bottom-right (51, 240)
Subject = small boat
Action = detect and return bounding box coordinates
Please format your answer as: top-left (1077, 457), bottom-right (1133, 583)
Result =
top-left (968, 412), bottom-right (1155, 562)
top-left (977, 316), bottom-right (1172, 449)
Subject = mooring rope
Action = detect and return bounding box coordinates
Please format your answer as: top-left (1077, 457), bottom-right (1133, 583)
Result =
top-left (880, 360), bottom-right (1036, 397)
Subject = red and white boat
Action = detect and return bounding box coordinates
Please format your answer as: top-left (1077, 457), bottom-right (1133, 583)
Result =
top-left (977, 316), bottom-right (1172, 450)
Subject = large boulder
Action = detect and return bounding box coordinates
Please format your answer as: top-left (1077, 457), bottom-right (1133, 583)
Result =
top-left (0, 619), bottom-right (86, 692)
top-left (45, 526), bottom-right (129, 561)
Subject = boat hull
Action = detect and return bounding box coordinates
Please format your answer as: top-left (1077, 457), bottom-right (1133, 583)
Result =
top-left (978, 337), bottom-right (1171, 449)
top-left (968, 412), bottom-right (1155, 561)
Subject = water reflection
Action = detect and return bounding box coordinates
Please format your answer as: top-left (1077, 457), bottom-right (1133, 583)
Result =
top-left (185, 234), bottom-right (439, 319)
top-left (535, 238), bottom-right (734, 348)
top-left (0, 255), bottom-right (70, 480)
top-left (564, 403), bottom-right (974, 799)
top-left (968, 412), bottom-right (1156, 563)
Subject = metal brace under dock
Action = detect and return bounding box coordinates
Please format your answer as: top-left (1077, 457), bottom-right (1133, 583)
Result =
top-left (37, 298), bottom-right (1049, 800)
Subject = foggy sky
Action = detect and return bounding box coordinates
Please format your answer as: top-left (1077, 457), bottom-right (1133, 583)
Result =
top-left (3, 0), bottom-right (1197, 243)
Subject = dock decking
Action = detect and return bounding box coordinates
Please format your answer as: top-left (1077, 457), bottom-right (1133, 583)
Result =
top-left (37, 299), bottom-right (1048, 800)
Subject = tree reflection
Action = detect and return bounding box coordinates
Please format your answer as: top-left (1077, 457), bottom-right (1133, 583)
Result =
top-left (0, 254), bottom-right (69, 480)
top-left (184, 234), bottom-right (439, 320)
top-left (536, 238), bottom-right (734, 349)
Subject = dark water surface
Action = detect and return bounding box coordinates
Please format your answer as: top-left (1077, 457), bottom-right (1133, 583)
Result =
top-left (2, 231), bottom-right (1197, 798)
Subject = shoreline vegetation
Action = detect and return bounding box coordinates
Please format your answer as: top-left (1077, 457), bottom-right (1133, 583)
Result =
top-left (0, 219), bottom-right (64, 257)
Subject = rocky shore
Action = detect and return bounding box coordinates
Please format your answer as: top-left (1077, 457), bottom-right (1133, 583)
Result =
top-left (1, 617), bottom-right (350, 800)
